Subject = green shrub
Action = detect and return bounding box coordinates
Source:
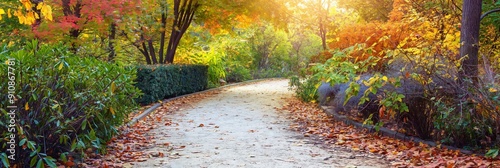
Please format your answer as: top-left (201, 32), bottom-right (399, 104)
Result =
top-left (135, 64), bottom-right (208, 105)
top-left (226, 65), bottom-right (252, 83)
top-left (0, 41), bottom-right (142, 167)
top-left (290, 45), bottom-right (381, 103)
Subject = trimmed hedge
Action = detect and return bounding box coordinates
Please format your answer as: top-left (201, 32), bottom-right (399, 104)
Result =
top-left (135, 64), bottom-right (208, 105)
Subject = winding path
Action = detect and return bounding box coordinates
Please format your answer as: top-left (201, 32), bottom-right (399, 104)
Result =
top-left (133, 79), bottom-right (389, 168)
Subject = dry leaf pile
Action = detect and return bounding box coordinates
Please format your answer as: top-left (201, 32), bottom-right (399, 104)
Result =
top-left (277, 97), bottom-right (500, 167)
top-left (82, 90), bottom-right (220, 167)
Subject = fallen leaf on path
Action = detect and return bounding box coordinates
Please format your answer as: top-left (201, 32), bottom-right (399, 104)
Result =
top-left (277, 97), bottom-right (500, 167)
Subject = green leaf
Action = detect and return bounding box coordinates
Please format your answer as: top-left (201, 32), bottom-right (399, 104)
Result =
top-left (19, 138), bottom-right (27, 146)
top-left (36, 158), bottom-right (44, 168)
top-left (27, 141), bottom-right (36, 150)
top-left (81, 119), bottom-right (87, 130)
top-left (43, 156), bottom-right (57, 168)
top-left (485, 148), bottom-right (499, 158)
top-left (60, 153), bottom-right (67, 162)
top-left (32, 93), bottom-right (38, 101)
top-left (30, 156), bottom-right (37, 167)
top-left (0, 153), bottom-right (9, 167)
top-left (30, 150), bottom-right (37, 157)
top-left (70, 138), bottom-right (77, 151)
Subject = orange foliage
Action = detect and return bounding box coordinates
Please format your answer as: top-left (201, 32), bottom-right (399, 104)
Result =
top-left (327, 0), bottom-right (462, 67)
top-left (327, 0), bottom-right (413, 62)
top-left (309, 51), bottom-right (333, 63)
top-left (329, 21), bottom-right (410, 58)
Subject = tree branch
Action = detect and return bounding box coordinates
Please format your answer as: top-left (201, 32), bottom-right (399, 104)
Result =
top-left (481, 8), bottom-right (500, 21)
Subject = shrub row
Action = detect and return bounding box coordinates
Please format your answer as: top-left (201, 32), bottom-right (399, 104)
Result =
top-left (135, 64), bottom-right (208, 105)
top-left (292, 43), bottom-right (500, 150)
top-left (0, 41), bottom-right (142, 167)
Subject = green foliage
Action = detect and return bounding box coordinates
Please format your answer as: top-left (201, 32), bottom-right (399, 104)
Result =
top-left (248, 23), bottom-right (293, 73)
top-left (134, 64), bottom-right (208, 105)
top-left (293, 44), bottom-right (380, 101)
top-left (195, 50), bottom-right (225, 88)
top-left (289, 75), bottom-right (320, 102)
top-left (433, 98), bottom-right (496, 148)
top-left (226, 65), bottom-right (252, 83)
top-left (0, 41), bottom-right (141, 167)
top-left (386, 33), bottom-right (500, 147)
top-left (486, 148), bottom-right (499, 159)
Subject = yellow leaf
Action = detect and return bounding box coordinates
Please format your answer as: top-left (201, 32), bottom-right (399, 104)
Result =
top-left (58, 63), bottom-right (63, 70)
top-left (8, 9), bottom-right (11, 18)
top-left (25, 102), bottom-right (29, 111)
top-left (22, 1), bottom-right (32, 10)
top-left (110, 107), bottom-right (115, 115)
top-left (41, 5), bottom-right (53, 21)
top-left (25, 12), bottom-right (35, 25)
top-left (489, 88), bottom-right (498, 93)
top-left (111, 82), bottom-right (116, 93)
top-left (382, 76), bottom-right (388, 81)
top-left (37, 2), bottom-right (44, 10)
top-left (0, 9), bottom-right (4, 20)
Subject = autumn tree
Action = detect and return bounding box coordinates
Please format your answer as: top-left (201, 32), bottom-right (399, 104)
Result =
top-left (45, 0), bottom-right (139, 54)
top-left (288, 27), bottom-right (322, 72)
top-left (248, 23), bottom-right (292, 71)
top-left (288, 0), bottom-right (336, 51)
top-left (123, 0), bottom-right (289, 65)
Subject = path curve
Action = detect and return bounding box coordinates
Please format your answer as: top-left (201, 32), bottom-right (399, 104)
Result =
top-left (134, 79), bottom-right (389, 168)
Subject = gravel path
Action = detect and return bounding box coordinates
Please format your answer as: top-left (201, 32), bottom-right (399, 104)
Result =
top-left (133, 79), bottom-right (389, 168)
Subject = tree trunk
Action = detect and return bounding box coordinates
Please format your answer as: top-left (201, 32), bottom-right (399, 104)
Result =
top-left (458, 0), bottom-right (482, 85)
top-left (165, 30), bottom-right (181, 63)
top-left (164, 0), bottom-right (200, 63)
top-left (108, 22), bottom-right (117, 62)
top-left (318, 0), bottom-right (330, 51)
top-left (141, 35), bottom-right (152, 64)
top-left (458, 0), bottom-right (482, 114)
top-left (159, 12), bottom-right (167, 64)
top-left (148, 39), bottom-right (158, 64)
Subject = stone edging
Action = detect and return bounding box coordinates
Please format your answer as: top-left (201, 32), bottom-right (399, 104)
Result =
top-left (320, 106), bottom-right (475, 155)
top-left (127, 78), bottom-right (285, 126)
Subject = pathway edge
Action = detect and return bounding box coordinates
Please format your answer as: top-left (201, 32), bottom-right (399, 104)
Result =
top-left (127, 78), bottom-right (285, 126)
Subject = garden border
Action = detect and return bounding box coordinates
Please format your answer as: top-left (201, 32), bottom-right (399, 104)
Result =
top-left (320, 106), bottom-right (476, 155)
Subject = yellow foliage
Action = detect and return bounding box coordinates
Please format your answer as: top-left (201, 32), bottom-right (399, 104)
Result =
top-left (3, 1), bottom-right (53, 25)
top-left (40, 3), bottom-right (53, 21)
top-left (0, 9), bottom-right (4, 20)
top-left (21, 0), bottom-right (32, 9)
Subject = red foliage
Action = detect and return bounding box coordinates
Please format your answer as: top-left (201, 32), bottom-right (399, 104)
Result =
top-left (34, 0), bottom-right (140, 42)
